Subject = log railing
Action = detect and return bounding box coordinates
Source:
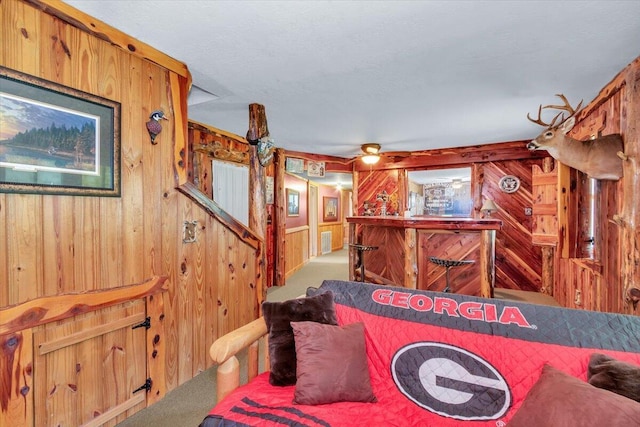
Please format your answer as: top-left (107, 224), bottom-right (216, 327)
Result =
top-left (209, 316), bottom-right (269, 403)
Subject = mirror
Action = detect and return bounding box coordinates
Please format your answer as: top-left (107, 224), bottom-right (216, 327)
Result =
top-left (407, 167), bottom-right (472, 217)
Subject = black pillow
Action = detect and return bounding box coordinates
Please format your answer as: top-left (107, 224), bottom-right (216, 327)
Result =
top-left (588, 353), bottom-right (640, 402)
top-left (262, 292), bottom-right (337, 386)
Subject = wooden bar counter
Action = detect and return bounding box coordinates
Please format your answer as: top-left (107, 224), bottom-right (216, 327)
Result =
top-left (347, 216), bottom-right (502, 298)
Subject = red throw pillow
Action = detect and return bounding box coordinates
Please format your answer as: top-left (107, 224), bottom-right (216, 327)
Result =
top-left (509, 364), bottom-right (640, 427)
top-left (262, 292), bottom-right (338, 386)
top-left (290, 321), bottom-right (377, 405)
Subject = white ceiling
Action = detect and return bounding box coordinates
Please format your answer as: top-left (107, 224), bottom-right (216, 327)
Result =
top-left (65, 0), bottom-right (640, 161)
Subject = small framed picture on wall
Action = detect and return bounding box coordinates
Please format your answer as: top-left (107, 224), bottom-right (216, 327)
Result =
top-left (323, 196), bottom-right (338, 222)
top-left (287, 189), bottom-right (299, 216)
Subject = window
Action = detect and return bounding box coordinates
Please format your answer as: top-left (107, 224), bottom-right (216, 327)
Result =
top-left (212, 160), bottom-right (249, 225)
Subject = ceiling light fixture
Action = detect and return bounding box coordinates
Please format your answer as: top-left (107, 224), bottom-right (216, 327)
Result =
top-left (451, 179), bottom-right (463, 189)
top-left (361, 154), bottom-right (380, 165)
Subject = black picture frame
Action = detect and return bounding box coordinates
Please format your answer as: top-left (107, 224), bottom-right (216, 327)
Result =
top-left (0, 66), bottom-right (121, 197)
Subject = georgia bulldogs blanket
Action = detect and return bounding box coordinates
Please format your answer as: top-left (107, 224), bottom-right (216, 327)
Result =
top-left (202, 280), bottom-right (640, 426)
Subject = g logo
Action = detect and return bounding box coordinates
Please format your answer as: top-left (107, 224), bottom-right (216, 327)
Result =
top-left (391, 342), bottom-right (510, 420)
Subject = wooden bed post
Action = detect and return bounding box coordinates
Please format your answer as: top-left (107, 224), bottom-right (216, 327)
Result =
top-left (217, 357), bottom-right (240, 403)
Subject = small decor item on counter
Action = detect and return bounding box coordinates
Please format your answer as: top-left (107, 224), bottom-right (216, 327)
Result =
top-left (362, 200), bottom-right (376, 216)
top-left (146, 110), bottom-right (168, 145)
top-left (376, 190), bottom-right (390, 216)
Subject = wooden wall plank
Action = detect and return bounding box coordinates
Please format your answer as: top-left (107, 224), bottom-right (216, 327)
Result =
top-left (2, 1), bottom-right (260, 425)
top-left (284, 228), bottom-right (309, 277)
top-left (7, 195), bottom-right (43, 303)
top-left (0, 331), bottom-right (34, 427)
top-left (0, 195), bottom-right (8, 307)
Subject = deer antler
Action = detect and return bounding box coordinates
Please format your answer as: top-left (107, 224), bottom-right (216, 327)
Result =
top-left (527, 94), bottom-right (583, 129)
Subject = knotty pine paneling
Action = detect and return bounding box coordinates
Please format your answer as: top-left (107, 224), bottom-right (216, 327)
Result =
top-left (319, 222), bottom-right (344, 252)
top-left (355, 169), bottom-right (401, 216)
top-left (481, 160), bottom-right (542, 292)
top-left (285, 227), bottom-right (309, 277)
top-left (1, 2), bottom-right (259, 425)
top-left (362, 226), bottom-right (408, 285)
top-left (419, 231), bottom-right (481, 295)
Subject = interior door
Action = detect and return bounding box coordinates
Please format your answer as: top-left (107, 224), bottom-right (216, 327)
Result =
top-left (33, 300), bottom-right (148, 426)
top-left (309, 185), bottom-right (318, 258)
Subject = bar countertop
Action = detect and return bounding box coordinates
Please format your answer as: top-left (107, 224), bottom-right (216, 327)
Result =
top-left (346, 216), bottom-right (502, 231)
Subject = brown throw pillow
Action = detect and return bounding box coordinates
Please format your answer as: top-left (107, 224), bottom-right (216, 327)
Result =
top-left (508, 364), bottom-right (640, 427)
top-left (262, 292), bottom-right (337, 386)
top-left (588, 353), bottom-right (640, 402)
top-left (291, 321), bottom-right (377, 405)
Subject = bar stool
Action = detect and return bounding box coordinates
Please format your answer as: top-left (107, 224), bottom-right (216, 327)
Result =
top-left (429, 256), bottom-right (475, 293)
top-left (350, 243), bottom-right (379, 282)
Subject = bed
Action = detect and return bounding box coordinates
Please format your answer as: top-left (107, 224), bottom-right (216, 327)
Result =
top-left (201, 280), bottom-right (640, 426)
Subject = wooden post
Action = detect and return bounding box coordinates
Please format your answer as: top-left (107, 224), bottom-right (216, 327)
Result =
top-left (274, 148), bottom-right (286, 287)
top-left (216, 357), bottom-right (240, 403)
top-left (404, 228), bottom-right (417, 289)
top-left (349, 223), bottom-right (357, 281)
top-left (246, 104), bottom-right (269, 143)
top-left (621, 61), bottom-right (640, 314)
top-left (479, 229), bottom-right (496, 299)
top-left (247, 104), bottom-right (268, 302)
top-left (540, 157), bottom-right (556, 296)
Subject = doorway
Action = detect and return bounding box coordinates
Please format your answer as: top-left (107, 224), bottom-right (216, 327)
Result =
top-left (309, 184), bottom-right (318, 258)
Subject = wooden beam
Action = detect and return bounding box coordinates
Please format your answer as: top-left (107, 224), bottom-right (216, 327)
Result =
top-left (621, 57), bottom-right (640, 313)
top-left (274, 149), bottom-right (287, 287)
top-left (479, 230), bottom-right (496, 299)
top-left (246, 104), bottom-right (269, 143)
top-left (248, 104), bottom-right (268, 303)
top-left (177, 182), bottom-right (262, 250)
top-left (26, 1), bottom-right (191, 80)
top-left (0, 276), bottom-right (167, 335)
top-left (353, 140), bottom-right (548, 172)
top-left (284, 150), bottom-right (354, 173)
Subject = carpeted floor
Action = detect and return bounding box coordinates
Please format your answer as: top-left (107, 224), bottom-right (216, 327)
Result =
top-left (116, 248), bottom-right (348, 427)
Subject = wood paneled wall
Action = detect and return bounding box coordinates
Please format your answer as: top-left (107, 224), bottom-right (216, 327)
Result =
top-left (544, 59), bottom-right (638, 315)
top-left (284, 227), bottom-right (309, 277)
top-left (1, 1), bottom-right (259, 424)
top-left (319, 222), bottom-right (345, 252)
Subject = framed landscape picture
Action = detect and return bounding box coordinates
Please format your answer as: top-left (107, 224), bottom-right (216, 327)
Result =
top-left (0, 66), bottom-right (121, 196)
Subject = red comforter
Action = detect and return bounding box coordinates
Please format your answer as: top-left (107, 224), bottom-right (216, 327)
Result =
top-left (202, 280), bottom-right (640, 426)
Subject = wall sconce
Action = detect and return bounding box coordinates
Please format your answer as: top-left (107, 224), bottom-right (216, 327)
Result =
top-left (361, 154), bottom-right (380, 165)
top-left (481, 199), bottom-right (498, 217)
top-left (146, 110), bottom-right (168, 145)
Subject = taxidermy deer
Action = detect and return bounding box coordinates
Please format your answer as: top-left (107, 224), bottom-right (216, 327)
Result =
top-left (526, 94), bottom-right (625, 180)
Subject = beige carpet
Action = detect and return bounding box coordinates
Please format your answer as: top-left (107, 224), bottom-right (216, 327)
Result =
top-left (116, 249), bottom-right (348, 427)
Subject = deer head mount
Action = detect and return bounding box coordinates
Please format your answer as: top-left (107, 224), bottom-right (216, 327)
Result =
top-left (526, 94), bottom-right (625, 180)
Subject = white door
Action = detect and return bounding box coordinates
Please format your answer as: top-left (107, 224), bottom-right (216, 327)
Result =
top-left (309, 185), bottom-right (318, 258)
